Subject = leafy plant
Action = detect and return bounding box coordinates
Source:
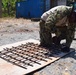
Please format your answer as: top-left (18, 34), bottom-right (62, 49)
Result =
top-left (2, 0), bottom-right (17, 17)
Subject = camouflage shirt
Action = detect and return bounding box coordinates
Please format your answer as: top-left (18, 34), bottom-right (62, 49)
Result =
top-left (45, 5), bottom-right (72, 30)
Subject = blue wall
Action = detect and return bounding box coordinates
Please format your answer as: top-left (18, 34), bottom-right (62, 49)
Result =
top-left (16, 0), bottom-right (50, 18)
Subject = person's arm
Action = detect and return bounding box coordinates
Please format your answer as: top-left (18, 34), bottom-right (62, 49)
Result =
top-left (45, 13), bottom-right (56, 30)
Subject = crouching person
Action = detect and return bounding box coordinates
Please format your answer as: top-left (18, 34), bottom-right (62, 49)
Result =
top-left (39, 5), bottom-right (76, 52)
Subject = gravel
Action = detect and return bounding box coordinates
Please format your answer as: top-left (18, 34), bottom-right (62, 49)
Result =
top-left (0, 18), bottom-right (76, 75)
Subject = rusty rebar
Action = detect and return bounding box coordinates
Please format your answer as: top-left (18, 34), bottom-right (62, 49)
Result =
top-left (0, 42), bottom-right (62, 69)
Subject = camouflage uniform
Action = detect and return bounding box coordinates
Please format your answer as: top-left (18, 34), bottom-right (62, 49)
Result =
top-left (39, 5), bottom-right (75, 47)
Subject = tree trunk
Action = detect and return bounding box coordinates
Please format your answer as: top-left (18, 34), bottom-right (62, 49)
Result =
top-left (0, 0), bottom-right (2, 18)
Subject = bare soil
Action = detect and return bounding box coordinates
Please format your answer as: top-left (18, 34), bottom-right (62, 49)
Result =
top-left (0, 18), bottom-right (76, 75)
top-left (0, 18), bottom-right (39, 45)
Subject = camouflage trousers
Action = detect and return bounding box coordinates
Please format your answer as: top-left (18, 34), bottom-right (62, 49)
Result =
top-left (39, 20), bottom-right (75, 47)
top-left (39, 20), bottom-right (52, 47)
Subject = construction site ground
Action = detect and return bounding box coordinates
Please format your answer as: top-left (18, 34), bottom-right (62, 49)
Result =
top-left (0, 18), bottom-right (76, 75)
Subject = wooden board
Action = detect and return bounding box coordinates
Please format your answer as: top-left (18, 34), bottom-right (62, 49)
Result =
top-left (0, 39), bottom-right (74, 75)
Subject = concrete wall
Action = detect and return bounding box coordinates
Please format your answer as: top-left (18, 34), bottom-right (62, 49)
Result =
top-left (57, 0), bottom-right (67, 5)
top-left (51, 0), bottom-right (67, 8)
top-left (51, 0), bottom-right (57, 8)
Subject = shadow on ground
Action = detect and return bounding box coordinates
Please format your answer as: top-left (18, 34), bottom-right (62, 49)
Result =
top-left (26, 48), bottom-right (76, 75)
top-left (63, 48), bottom-right (76, 60)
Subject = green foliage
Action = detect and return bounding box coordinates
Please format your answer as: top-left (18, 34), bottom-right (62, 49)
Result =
top-left (2, 0), bottom-right (17, 17)
top-left (2, 0), bottom-right (25, 17)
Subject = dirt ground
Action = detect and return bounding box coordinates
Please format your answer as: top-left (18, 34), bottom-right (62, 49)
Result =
top-left (0, 18), bottom-right (76, 75)
top-left (0, 18), bottom-right (39, 45)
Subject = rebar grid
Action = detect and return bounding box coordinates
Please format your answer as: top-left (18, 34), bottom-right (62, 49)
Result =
top-left (0, 42), bottom-right (61, 69)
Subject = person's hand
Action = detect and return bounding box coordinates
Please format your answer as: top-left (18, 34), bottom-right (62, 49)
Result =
top-left (51, 26), bottom-right (57, 33)
top-left (52, 36), bottom-right (61, 45)
top-left (61, 45), bottom-right (70, 52)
